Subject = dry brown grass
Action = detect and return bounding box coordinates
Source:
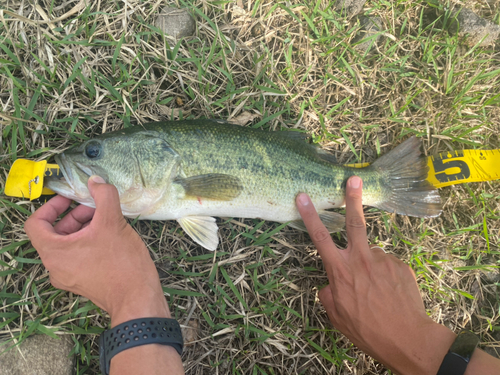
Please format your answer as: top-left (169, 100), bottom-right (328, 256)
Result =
top-left (0, 0), bottom-right (499, 374)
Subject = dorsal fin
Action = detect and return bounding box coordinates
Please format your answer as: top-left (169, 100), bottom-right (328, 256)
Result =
top-left (279, 130), bottom-right (310, 142)
top-left (274, 130), bottom-right (338, 164)
top-left (313, 147), bottom-right (337, 164)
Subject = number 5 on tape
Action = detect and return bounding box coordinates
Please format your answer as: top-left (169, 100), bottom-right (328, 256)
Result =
top-left (427, 150), bottom-right (500, 188)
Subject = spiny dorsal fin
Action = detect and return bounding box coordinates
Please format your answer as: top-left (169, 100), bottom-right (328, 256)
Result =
top-left (176, 174), bottom-right (243, 201)
top-left (314, 148), bottom-right (337, 164)
top-left (274, 130), bottom-right (337, 164)
top-left (279, 130), bottom-right (310, 142)
top-left (277, 130), bottom-right (337, 164)
top-left (177, 216), bottom-right (219, 250)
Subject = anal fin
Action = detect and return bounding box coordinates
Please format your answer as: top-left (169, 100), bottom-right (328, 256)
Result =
top-left (177, 216), bottom-right (219, 251)
top-left (288, 211), bottom-right (345, 233)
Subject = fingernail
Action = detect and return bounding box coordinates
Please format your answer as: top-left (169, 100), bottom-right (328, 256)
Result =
top-left (297, 193), bottom-right (310, 206)
top-left (348, 176), bottom-right (361, 189)
top-left (90, 175), bottom-right (106, 184)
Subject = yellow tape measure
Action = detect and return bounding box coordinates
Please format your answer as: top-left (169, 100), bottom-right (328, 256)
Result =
top-left (4, 149), bottom-right (500, 200)
top-left (342, 149), bottom-right (500, 189)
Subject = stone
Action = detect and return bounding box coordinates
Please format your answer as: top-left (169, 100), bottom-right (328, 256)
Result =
top-left (484, 268), bottom-right (500, 283)
top-left (334, 0), bottom-right (366, 18)
top-left (182, 319), bottom-right (199, 346)
top-left (352, 16), bottom-right (383, 53)
top-left (448, 7), bottom-right (500, 47)
top-left (0, 334), bottom-right (74, 375)
top-left (155, 7), bottom-right (196, 39)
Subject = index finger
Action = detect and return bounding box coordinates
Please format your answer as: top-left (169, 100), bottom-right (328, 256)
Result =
top-left (54, 204), bottom-right (95, 235)
top-left (296, 193), bottom-right (346, 265)
top-left (24, 195), bottom-right (71, 246)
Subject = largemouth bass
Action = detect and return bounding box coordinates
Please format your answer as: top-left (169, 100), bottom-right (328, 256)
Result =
top-left (46, 120), bottom-right (442, 250)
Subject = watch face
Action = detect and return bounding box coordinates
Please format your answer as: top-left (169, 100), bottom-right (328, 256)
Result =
top-left (450, 331), bottom-right (480, 362)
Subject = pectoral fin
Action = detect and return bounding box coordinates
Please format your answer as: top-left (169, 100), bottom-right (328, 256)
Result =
top-left (177, 174), bottom-right (243, 201)
top-left (288, 211), bottom-right (345, 233)
top-left (177, 216), bottom-right (219, 251)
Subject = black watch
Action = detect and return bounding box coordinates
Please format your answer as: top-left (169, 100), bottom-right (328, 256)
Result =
top-left (99, 317), bottom-right (183, 375)
top-left (436, 330), bottom-right (480, 375)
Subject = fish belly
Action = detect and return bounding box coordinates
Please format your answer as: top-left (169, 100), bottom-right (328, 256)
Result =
top-left (137, 190), bottom-right (345, 222)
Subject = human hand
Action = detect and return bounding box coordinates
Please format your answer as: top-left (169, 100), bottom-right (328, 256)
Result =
top-left (24, 176), bottom-right (170, 327)
top-left (296, 176), bottom-right (456, 375)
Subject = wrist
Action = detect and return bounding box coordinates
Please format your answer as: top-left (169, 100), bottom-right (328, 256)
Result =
top-left (386, 321), bottom-right (457, 375)
top-left (465, 347), bottom-right (500, 375)
top-left (102, 317), bottom-right (184, 375)
top-left (109, 286), bottom-right (171, 327)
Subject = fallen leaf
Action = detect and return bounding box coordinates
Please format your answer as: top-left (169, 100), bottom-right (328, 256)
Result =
top-left (228, 111), bottom-right (260, 126)
top-left (182, 319), bottom-right (199, 345)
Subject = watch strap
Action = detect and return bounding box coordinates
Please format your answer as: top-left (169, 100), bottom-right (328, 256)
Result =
top-left (437, 330), bottom-right (479, 375)
top-left (99, 317), bottom-right (183, 375)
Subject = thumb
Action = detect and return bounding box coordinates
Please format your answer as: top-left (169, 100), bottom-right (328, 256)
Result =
top-left (87, 175), bottom-right (124, 224)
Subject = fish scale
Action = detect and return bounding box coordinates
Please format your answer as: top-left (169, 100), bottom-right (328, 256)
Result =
top-left (142, 121), bottom-right (360, 219)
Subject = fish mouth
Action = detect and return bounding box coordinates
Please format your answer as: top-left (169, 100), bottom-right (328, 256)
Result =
top-left (45, 154), bottom-right (93, 198)
top-left (53, 153), bottom-right (77, 192)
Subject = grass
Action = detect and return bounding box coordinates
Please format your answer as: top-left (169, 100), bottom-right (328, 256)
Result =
top-left (0, 0), bottom-right (500, 374)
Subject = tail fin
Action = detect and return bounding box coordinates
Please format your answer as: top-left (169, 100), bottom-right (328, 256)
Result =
top-left (370, 136), bottom-right (442, 218)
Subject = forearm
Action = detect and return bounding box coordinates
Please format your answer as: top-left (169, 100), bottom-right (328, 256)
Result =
top-left (382, 322), bottom-right (500, 375)
top-left (111, 345), bottom-right (184, 375)
top-left (465, 348), bottom-right (500, 375)
top-left (109, 284), bottom-right (173, 327)
top-left (382, 322), bottom-right (457, 375)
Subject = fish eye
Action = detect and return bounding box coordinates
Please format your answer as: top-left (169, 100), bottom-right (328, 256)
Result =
top-left (85, 142), bottom-right (101, 159)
